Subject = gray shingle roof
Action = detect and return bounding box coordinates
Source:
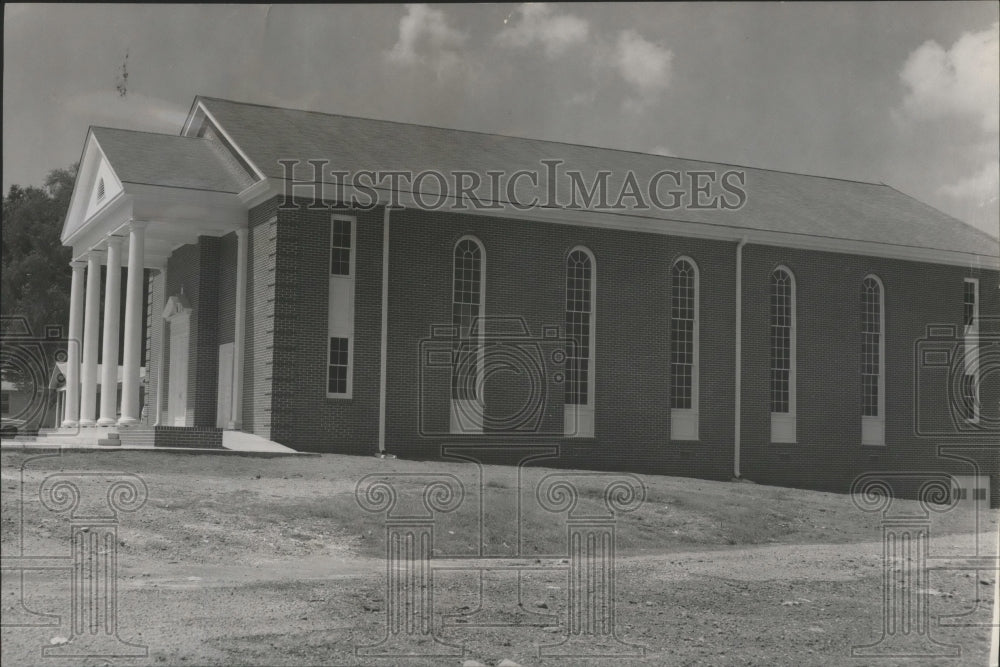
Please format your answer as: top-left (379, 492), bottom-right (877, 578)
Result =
top-left (91, 126), bottom-right (255, 193)
top-left (195, 96), bottom-right (997, 259)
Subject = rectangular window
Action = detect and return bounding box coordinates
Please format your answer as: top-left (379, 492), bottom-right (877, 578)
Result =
top-left (964, 278), bottom-right (978, 330)
top-left (327, 215), bottom-right (356, 398)
top-left (1, 391), bottom-right (9, 415)
top-left (962, 278), bottom-right (980, 423)
top-left (328, 337), bottom-right (349, 395)
top-left (330, 217), bottom-right (353, 276)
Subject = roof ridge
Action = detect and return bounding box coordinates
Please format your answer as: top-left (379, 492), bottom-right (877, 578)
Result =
top-left (195, 95), bottom-right (889, 188)
top-left (92, 125), bottom-right (206, 140)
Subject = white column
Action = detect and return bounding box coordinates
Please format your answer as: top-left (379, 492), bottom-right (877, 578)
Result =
top-left (79, 251), bottom-right (102, 426)
top-left (228, 227), bottom-right (248, 429)
top-left (118, 223), bottom-right (146, 426)
top-left (62, 260), bottom-right (86, 427)
top-left (97, 237), bottom-right (122, 427)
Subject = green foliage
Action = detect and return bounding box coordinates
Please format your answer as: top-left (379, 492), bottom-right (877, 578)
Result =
top-left (1, 165), bottom-right (76, 338)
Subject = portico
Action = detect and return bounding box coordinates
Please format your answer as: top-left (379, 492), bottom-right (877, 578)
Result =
top-left (60, 126), bottom-right (255, 432)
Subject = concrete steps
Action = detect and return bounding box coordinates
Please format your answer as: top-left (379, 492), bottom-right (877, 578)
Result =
top-left (118, 427), bottom-right (155, 448)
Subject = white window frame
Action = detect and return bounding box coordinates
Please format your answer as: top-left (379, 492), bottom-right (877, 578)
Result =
top-left (670, 256), bottom-right (700, 441)
top-left (964, 277), bottom-right (979, 334)
top-left (450, 235), bottom-right (486, 433)
top-left (963, 277), bottom-right (980, 423)
top-left (861, 274), bottom-right (885, 446)
top-left (330, 214), bottom-right (356, 278)
top-left (565, 246), bottom-right (596, 438)
top-left (770, 266), bottom-right (797, 443)
top-left (327, 214), bottom-right (356, 398)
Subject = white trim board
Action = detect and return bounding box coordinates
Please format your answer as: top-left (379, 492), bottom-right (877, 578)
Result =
top-left (246, 179), bottom-right (999, 270)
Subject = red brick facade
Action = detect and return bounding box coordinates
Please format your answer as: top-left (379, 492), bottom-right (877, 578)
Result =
top-left (149, 195), bottom-right (998, 506)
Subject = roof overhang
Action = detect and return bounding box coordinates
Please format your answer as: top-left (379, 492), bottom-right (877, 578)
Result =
top-left (246, 176), bottom-right (1000, 271)
top-left (62, 130), bottom-right (248, 267)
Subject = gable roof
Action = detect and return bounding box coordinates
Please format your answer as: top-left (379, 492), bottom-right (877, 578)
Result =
top-left (191, 96), bottom-right (998, 260)
top-left (91, 126), bottom-right (255, 193)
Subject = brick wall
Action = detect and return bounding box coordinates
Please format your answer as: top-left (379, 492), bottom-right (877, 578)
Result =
top-left (164, 237), bottom-right (223, 428)
top-left (243, 198), bottom-right (280, 438)
top-left (245, 197), bottom-right (999, 506)
top-left (740, 245), bottom-right (999, 506)
top-left (268, 203), bottom-right (384, 452)
top-left (381, 208), bottom-right (738, 479)
top-left (153, 425), bottom-right (223, 449)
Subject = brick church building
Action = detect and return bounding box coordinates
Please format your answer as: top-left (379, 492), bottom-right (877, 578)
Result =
top-left (59, 96), bottom-right (999, 505)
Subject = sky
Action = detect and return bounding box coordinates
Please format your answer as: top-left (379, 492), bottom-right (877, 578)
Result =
top-left (4, 3), bottom-right (998, 239)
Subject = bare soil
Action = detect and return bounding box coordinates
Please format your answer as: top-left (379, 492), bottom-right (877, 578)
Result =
top-left (1, 449), bottom-right (996, 666)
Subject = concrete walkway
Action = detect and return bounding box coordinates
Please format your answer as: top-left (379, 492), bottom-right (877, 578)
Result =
top-left (0, 427), bottom-right (306, 456)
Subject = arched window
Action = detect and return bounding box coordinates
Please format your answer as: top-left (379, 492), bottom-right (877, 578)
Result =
top-left (670, 257), bottom-right (699, 440)
top-left (861, 275), bottom-right (885, 445)
top-left (451, 237), bottom-right (485, 432)
top-left (770, 267), bottom-right (796, 443)
top-left (565, 247), bottom-right (595, 437)
top-left (97, 178), bottom-right (106, 202)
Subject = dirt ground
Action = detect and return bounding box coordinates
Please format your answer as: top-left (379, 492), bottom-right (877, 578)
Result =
top-left (1, 449), bottom-right (996, 666)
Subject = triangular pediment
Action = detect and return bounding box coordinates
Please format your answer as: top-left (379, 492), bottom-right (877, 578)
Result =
top-left (61, 131), bottom-right (125, 244)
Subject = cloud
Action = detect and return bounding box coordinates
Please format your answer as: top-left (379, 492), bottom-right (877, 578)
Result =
top-left (386, 4), bottom-right (469, 81)
top-left (65, 91), bottom-right (189, 131)
top-left (496, 3), bottom-right (589, 58)
top-left (937, 160), bottom-right (1000, 240)
top-left (939, 160), bottom-right (999, 204)
top-left (899, 21), bottom-right (999, 133)
top-left (613, 30), bottom-right (673, 112)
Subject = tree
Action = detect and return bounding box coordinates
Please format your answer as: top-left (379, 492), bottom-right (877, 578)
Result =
top-left (1, 165), bottom-right (77, 339)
